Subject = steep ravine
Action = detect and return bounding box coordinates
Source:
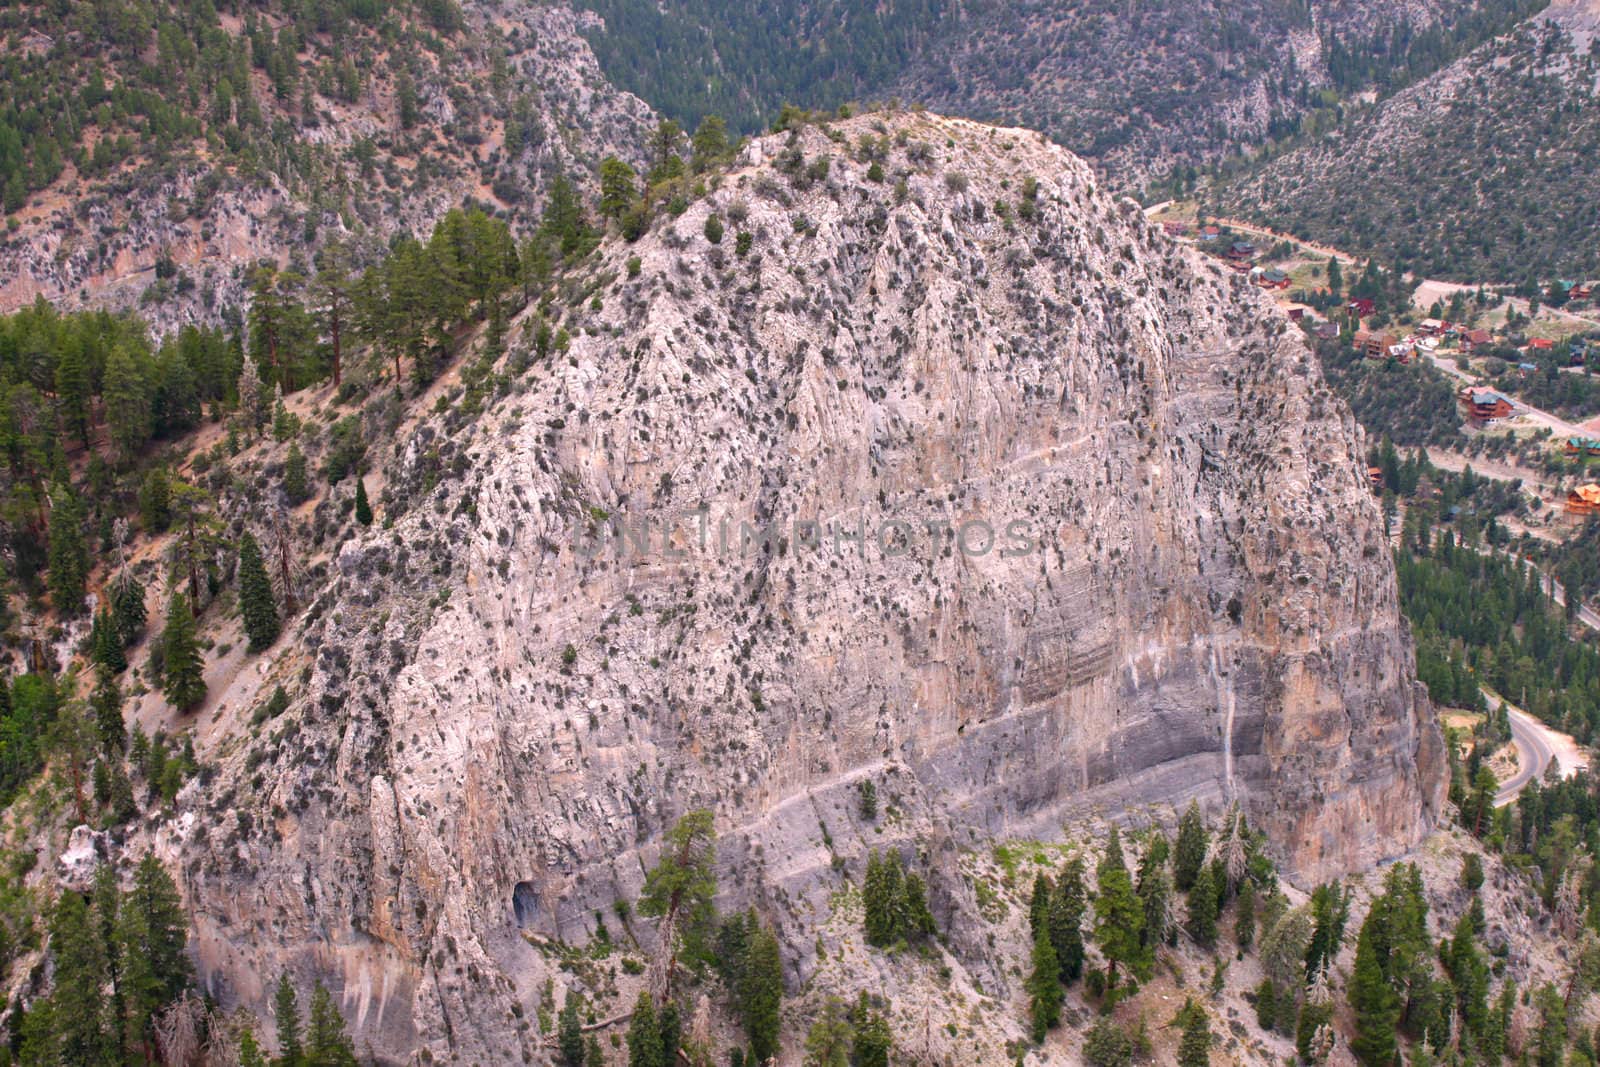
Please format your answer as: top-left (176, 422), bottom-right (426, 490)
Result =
top-left (166, 112), bottom-right (1446, 1063)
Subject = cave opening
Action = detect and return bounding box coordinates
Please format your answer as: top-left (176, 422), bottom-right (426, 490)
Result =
top-left (512, 881), bottom-right (538, 928)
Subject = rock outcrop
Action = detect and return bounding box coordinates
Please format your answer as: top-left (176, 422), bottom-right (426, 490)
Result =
top-left (171, 112), bottom-right (1444, 1062)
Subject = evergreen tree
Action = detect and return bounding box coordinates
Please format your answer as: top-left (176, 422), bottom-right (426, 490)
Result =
top-left (274, 974), bottom-right (303, 1065)
top-left (47, 482), bottom-right (89, 614)
top-left (739, 923), bottom-right (783, 1064)
top-left (849, 993), bottom-right (891, 1067)
top-left (802, 997), bottom-right (853, 1067)
top-left (1029, 873), bottom-right (1052, 941)
top-left (237, 353), bottom-right (265, 436)
top-left (103, 344), bottom-right (152, 464)
top-left (354, 478), bottom-right (372, 526)
top-left (1186, 863), bottom-right (1219, 947)
top-left (90, 608), bottom-right (126, 674)
top-left (1305, 883), bottom-right (1351, 983)
top-left (111, 569), bottom-right (148, 647)
top-left (43, 890), bottom-right (116, 1066)
top-left (1093, 827), bottom-right (1144, 987)
top-left (284, 441), bottom-right (310, 505)
top-left (1234, 879), bottom-right (1256, 951)
top-left (1139, 865), bottom-right (1173, 950)
top-left (558, 990), bottom-right (585, 1067)
top-left (238, 1028), bottom-right (268, 1067)
top-left (658, 1001), bottom-right (681, 1064)
top-left (1535, 983), bottom-right (1565, 1067)
top-left (1176, 999), bottom-right (1212, 1067)
top-left (639, 810), bottom-right (717, 992)
top-left (598, 156), bottom-right (638, 221)
top-left (139, 466), bottom-right (173, 532)
top-left (117, 853), bottom-right (192, 1060)
top-left (1049, 857), bottom-right (1087, 983)
top-left (238, 532), bottom-right (280, 652)
top-left (1026, 919), bottom-right (1062, 1041)
top-left (306, 981), bottom-right (358, 1066)
top-left (1448, 911), bottom-right (1490, 1037)
top-left (862, 849), bottom-right (897, 947)
top-left (627, 992), bottom-right (663, 1067)
top-left (857, 778), bottom-right (876, 821)
top-left (1349, 919), bottom-right (1400, 1066)
top-left (160, 591), bottom-right (207, 710)
top-left (1173, 801), bottom-right (1208, 892)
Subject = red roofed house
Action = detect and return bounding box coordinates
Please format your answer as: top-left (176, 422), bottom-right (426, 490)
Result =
top-left (1346, 298), bottom-right (1376, 319)
top-left (1463, 328), bottom-right (1494, 353)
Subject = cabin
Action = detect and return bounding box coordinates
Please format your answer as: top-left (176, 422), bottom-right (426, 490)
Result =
top-left (1462, 328), bottom-right (1494, 353)
top-left (1199, 225), bottom-right (1221, 242)
top-left (1258, 269), bottom-right (1290, 290)
top-left (1417, 319), bottom-right (1443, 336)
top-left (1565, 437), bottom-right (1600, 458)
top-left (1568, 484), bottom-right (1600, 516)
top-left (1346, 298), bottom-right (1376, 319)
top-left (1287, 305), bottom-right (1305, 321)
top-left (1314, 322), bottom-right (1340, 340)
top-left (1162, 221), bottom-right (1191, 236)
top-left (1226, 241), bottom-right (1257, 261)
top-left (1528, 338), bottom-right (1554, 353)
top-left (1460, 386), bottom-right (1514, 423)
top-left (1354, 329), bottom-right (1398, 359)
top-left (1575, 283), bottom-right (1594, 299)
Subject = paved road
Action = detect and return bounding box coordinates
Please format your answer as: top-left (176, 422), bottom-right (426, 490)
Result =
top-left (1493, 695), bottom-right (1557, 805)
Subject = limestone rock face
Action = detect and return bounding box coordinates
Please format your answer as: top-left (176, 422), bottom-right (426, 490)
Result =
top-left (175, 113), bottom-right (1443, 1062)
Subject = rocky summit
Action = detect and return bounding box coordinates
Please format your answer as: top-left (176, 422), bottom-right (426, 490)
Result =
top-left (167, 113), bottom-right (1445, 1061)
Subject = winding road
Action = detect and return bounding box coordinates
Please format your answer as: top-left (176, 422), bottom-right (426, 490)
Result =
top-left (1492, 696), bottom-right (1558, 804)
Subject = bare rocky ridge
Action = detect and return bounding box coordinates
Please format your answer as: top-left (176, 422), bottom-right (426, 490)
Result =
top-left (167, 112), bottom-right (1445, 1062)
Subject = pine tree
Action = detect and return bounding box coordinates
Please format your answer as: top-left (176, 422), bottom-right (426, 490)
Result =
top-left (1093, 827), bottom-right (1144, 987)
top-left (1029, 873), bottom-right (1052, 941)
top-left (103, 344), bottom-right (152, 464)
top-left (284, 441), bottom-right (310, 504)
top-left (90, 608), bottom-right (126, 674)
top-left (1139, 865), bottom-right (1172, 950)
top-left (1026, 919), bottom-right (1063, 1041)
top-left (111, 570), bottom-right (148, 647)
top-left (47, 482), bottom-right (89, 615)
top-left (160, 591), bottom-right (207, 710)
top-left (850, 993), bottom-right (891, 1067)
top-left (274, 974), bottom-right (303, 1065)
top-left (238, 532), bottom-right (280, 652)
top-left (117, 853), bottom-right (192, 1060)
top-left (1176, 999), bottom-right (1212, 1067)
top-left (598, 156), bottom-right (638, 221)
top-left (739, 923), bottom-right (783, 1064)
top-left (657, 1000), bottom-right (680, 1064)
top-left (558, 991), bottom-right (585, 1066)
top-left (1173, 801), bottom-right (1208, 892)
top-left (1305, 883), bottom-right (1351, 984)
top-left (1187, 864), bottom-right (1219, 947)
top-left (306, 981), bottom-right (358, 1066)
top-left (1049, 857), bottom-right (1087, 983)
top-left (802, 997), bottom-right (853, 1067)
top-left (863, 850), bottom-right (894, 947)
top-left (238, 1028), bottom-right (268, 1067)
top-left (627, 992), bottom-right (663, 1067)
top-left (1349, 919), bottom-right (1400, 1066)
top-left (354, 478), bottom-right (372, 526)
top-left (139, 466), bottom-right (173, 532)
top-left (1234, 879), bottom-right (1256, 951)
top-left (1449, 911), bottom-right (1489, 1037)
top-left (44, 890), bottom-right (116, 1066)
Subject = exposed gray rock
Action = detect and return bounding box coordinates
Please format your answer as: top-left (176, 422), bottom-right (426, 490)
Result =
top-left (171, 112), bottom-right (1444, 1063)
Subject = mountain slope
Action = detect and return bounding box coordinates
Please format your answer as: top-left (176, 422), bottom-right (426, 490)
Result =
top-left (0, 0), bottom-right (654, 331)
top-left (163, 111), bottom-right (1445, 1061)
top-left (1213, 0), bottom-right (1600, 281)
top-left (571, 0), bottom-right (1547, 182)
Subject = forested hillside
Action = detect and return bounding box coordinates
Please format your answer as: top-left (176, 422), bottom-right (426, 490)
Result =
top-left (0, 0), bottom-right (653, 328)
top-left (1214, 0), bottom-right (1600, 281)
top-left (572, 0), bottom-right (1547, 181)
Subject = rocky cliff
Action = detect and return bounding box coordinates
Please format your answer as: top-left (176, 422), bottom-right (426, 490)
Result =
top-left (168, 112), bottom-right (1445, 1062)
